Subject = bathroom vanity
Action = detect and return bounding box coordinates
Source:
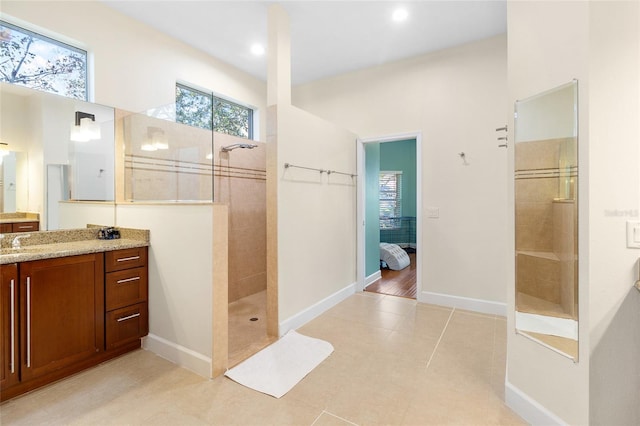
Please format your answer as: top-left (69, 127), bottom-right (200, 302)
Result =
top-left (0, 227), bottom-right (149, 401)
top-left (0, 213), bottom-right (40, 234)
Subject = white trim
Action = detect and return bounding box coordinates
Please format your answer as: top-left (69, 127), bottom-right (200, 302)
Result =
top-left (142, 333), bottom-right (212, 378)
top-left (279, 282), bottom-right (356, 336)
top-left (364, 270), bottom-right (382, 287)
top-left (505, 380), bottom-right (568, 426)
top-left (356, 131), bottom-right (422, 295)
top-left (419, 290), bottom-right (507, 316)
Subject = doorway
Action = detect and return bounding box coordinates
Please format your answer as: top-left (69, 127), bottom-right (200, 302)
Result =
top-left (356, 133), bottom-right (422, 300)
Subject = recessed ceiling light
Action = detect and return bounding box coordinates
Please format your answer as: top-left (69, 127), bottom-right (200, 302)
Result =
top-left (250, 43), bottom-right (265, 56)
top-left (392, 8), bottom-right (409, 23)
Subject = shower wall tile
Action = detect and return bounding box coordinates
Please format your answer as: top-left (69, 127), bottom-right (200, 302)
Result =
top-left (515, 138), bottom-right (563, 170)
top-left (515, 137), bottom-right (578, 319)
top-left (516, 253), bottom-right (560, 304)
top-left (213, 133), bottom-right (267, 303)
top-left (229, 272), bottom-right (268, 302)
top-left (553, 201), bottom-right (578, 319)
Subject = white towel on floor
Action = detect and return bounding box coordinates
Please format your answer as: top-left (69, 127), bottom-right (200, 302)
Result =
top-left (224, 330), bottom-right (334, 398)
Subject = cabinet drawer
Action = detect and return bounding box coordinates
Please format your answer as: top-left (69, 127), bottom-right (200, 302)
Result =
top-left (105, 247), bottom-right (147, 272)
top-left (11, 222), bottom-right (39, 232)
top-left (0, 223), bottom-right (12, 233)
top-left (106, 267), bottom-right (148, 311)
top-left (106, 303), bottom-right (148, 350)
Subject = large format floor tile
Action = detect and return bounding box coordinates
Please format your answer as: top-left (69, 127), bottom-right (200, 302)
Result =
top-left (1, 293), bottom-right (525, 425)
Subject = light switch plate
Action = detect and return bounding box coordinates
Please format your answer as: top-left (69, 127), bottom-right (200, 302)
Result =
top-left (626, 221), bottom-right (640, 248)
top-left (426, 207), bottom-right (439, 219)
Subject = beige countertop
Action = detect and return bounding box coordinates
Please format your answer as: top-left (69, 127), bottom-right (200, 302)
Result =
top-left (0, 218), bottom-right (39, 224)
top-left (0, 227), bottom-right (149, 265)
top-left (0, 212), bottom-right (40, 224)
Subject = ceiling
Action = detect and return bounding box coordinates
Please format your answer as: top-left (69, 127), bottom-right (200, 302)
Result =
top-left (101, 1), bottom-right (507, 86)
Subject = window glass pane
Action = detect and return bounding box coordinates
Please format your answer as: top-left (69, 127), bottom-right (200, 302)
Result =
top-left (175, 84), bottom-right (213, 130)
top-left (213, 96), bottom-right (252, 139)
top-left (0, 20), bottom-right (87, 100)
top-left (175, 83), bottom-right (253, 140)
top-left (379, 171), bottom-right (402, 229)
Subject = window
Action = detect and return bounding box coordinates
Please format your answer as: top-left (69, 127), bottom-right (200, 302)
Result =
top-left (379, 171), bottom-right (402, 229)
top-left (175, 83), bottom-right (254, 139)
top-left (0, 20), bottom-right (87, 100)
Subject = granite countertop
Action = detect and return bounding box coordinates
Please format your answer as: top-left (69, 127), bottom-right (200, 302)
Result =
top-left (0, 217), bottom-right (39, 224)
top-left (0, 227), bottom-right (149, 265)
top-left (0, 212), bottom-right (40, 224)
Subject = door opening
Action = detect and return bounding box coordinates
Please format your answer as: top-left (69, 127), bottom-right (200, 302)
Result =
top-left (356, 133), bottom-right (422, 300)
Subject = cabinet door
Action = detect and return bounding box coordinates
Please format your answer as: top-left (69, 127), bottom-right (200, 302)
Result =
top-left (20, 254), bottom-right (104, 381)
top-left (0, 263), bottom-right (19, 390)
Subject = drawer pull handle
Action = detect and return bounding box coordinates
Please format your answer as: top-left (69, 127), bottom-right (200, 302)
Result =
top-left (18, 225), bottom-right (34, 229)
top-left (26, 277), bottom-right (31, 368)
top-left (117, 313), bottom-right (141, 322)
top-left (116, 276), bottom-right (141, 284)
top-left (116, 256), bottom-right (140, 262)
top-left (10, 279), bottom-right (15, 374)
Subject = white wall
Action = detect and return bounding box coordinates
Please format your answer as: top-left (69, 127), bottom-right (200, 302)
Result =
top-left (588, 1), bottom-right (640, 424)
top-left (276, 105), bottom-right (357, 327)
top-left (507, 2), bottom-right (590, 424)
top-left (293, 35), bottom-right (509, 311)
top-left (507, 2), bottom-right (640, 425)
top-left (116, 203), bottom-right (214, 377)
top-left (1, 1), bottom-right (267, 142)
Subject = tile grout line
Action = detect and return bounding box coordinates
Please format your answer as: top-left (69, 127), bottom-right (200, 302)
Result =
top-left (425, 307), bottom-right (456, 370)
top-left (312, 410), bottom-right (359, 426)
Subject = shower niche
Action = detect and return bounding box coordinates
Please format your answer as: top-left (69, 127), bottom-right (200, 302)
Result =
top-left (514, 81), bottom-right (579, 360)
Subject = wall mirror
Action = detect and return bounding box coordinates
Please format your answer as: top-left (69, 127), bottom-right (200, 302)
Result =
top-left (514, 80), bottom-right (579, 361)
top-left (0, 82), bottom-right (116, 231)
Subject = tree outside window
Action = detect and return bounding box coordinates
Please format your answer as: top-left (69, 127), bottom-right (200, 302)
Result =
top-left (175, 83), bottom-right (253, 139)
top-left (0, 20), bottom-right (87, 100)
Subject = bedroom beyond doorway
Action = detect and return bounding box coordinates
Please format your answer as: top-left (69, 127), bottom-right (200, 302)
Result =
top-left (361, 137), bottom-right (418, 300)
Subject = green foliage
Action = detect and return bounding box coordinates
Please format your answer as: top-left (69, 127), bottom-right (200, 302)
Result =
top-left (0, 21), bottom-right (86, 100)
top-left (175, 85), bottom-right (213, 130)
top-left (176, 84), bottom-right (252, 139)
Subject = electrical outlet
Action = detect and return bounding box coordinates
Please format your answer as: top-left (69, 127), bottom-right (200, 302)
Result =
top-left (426, 207), bottom-right (439, 219)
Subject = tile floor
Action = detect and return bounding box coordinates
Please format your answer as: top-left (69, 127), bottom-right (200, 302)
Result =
top-left (0, 292), bottom-right (525, 425)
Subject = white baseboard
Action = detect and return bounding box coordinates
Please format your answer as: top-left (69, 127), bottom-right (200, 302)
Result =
top-left (419, 290), bottom-right (507, 317)
top-left (364, 270), bottom-right (382, 288)
top-left (142, 333), bottom-right (212, 378)
top-left (505, 380), bottom-right (567, 425)
top-left (279, 282), bottom-right (356, 336)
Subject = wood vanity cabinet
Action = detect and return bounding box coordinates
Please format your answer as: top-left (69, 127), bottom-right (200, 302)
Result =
top-left (0, 246), bottom-right (148, 401)
top-left (105, 247), bottom-right (148, 350)
top-left (0, 221), bottom-right (40, 233)
top-left (19, 254), bottom-right (104, 382)
top-left (12, 222), bottom-right (39, 233)
top-left (0, 263), bottom-right (19, 389)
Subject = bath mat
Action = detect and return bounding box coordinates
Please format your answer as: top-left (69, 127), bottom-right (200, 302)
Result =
top-left (224, 330), bottom-right (334, 398)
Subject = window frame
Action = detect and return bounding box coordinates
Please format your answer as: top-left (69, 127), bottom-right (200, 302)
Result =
top-left (0, 19), bottom-right (88, 101)
top-left (175, 82), bottom-right (255, 140)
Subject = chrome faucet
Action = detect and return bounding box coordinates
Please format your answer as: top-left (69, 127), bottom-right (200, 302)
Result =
top-left (12, 234), bottom-right (31, 249)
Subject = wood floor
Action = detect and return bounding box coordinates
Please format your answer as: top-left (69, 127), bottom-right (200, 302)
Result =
top-left (365, 252), bottom-right (416, 299)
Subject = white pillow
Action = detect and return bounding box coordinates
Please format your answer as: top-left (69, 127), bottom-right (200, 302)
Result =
top-left (379, 243), bottom-right (410, 271)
